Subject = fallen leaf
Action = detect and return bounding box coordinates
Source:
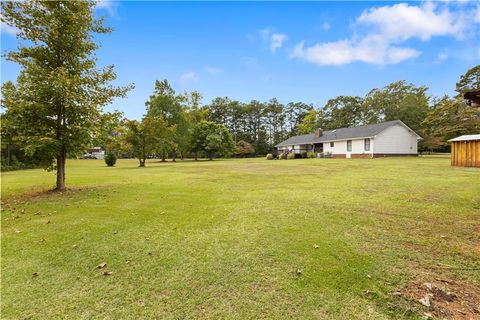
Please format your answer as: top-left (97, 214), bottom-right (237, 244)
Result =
top-left (96, 262), bottom-right (107, 269)
top-left (103, 271), bottom-right (113, 276)
top-left (367, 274), bottom-right (372, 279)
top-left (32, 272), bottom-right (39, 277)
top-left (313, 244), bottom-right (319, 249)
top-left (72, 244), bottom-right (78, 248)
top-left (15, 230), bottom-right (21, 233)
top-left (296, 269), bottom-right (302, 275)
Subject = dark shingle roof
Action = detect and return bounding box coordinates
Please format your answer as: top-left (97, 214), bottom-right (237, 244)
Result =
top-left (276, 120), bottom-right (417, 147)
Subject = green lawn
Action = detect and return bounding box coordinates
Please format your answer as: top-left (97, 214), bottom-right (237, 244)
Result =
top-left (1, 157), bottom-right (479, 319)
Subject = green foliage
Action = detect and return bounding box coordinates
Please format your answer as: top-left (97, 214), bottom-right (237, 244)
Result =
top-left (321, 96), bottom-right (364, 129)
top-left (93, 111), bottom-right (128, 155)
top-left (361, 81), bottom-right (430, 131)
top-left (421, 96), bottom-right (480, 149)
top-left (235, 140), bottom-right (255, 157)
top-left (191, 121), bottom-right (235, 160)
top-left (124, 116), bottom-right (175, 166)
top-left (287, 153), bottom-right (296, 160)
top-left (104, 153), bottom-right (117, 167)
top-left (297, 109), bottom-right (319, 134)
top-left (455, 65), bottom-right (480, 96)
top-left (0, 0), bottom-right (132, 189)
top-left (265, 153), bottom-right (274, 160)
top-left (306, 151), bottom-right (315, 159)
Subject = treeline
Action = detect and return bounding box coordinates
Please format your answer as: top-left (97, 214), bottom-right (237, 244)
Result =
top-left (97, 65), bottom-right (479, 166)
top-left (2, 66), bottom-right (480, 168)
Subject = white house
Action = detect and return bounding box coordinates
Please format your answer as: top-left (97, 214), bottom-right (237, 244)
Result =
top-left (276, 120), bottom-right (422, 158)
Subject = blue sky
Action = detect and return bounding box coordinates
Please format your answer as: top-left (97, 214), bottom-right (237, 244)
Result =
top-left (1, 1), bottom-right (479, 119)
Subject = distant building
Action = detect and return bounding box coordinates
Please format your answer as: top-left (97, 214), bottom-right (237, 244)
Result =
top-left (90, 147), bottom-right (105, 160)
top-left (276, 120), bottom-right (421, 158)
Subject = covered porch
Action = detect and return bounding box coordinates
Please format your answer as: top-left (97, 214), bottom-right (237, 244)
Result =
top-left (277, 143), bottom-right (323, 155)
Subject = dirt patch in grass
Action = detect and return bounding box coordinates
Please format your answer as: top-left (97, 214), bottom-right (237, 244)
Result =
top-left (1, 185), bottom-right (112, 205)
top-left (400, 278), bottom-right (480, 319)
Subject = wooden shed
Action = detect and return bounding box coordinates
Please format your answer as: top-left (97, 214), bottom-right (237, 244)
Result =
top-left (449, 135), bottom-right (480, 167)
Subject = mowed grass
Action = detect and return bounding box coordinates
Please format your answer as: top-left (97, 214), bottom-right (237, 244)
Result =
top-left (1, 157), bottom-right (479, 319)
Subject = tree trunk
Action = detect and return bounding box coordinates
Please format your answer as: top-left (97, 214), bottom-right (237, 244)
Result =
top-left (139, 159), bottom-right (145, 167)
top-left (161, 153), bottom-right (166, 162)
top-left (172, 153), bottom-right (176, 162)
top-left (55, 150), bottom-right (66, 191)
top-left (194, 151), bottom-right (198, 161)
top-left (180, 152), bottom-right (184, 160)
top-left (208, 153), bottom-right (213, 160)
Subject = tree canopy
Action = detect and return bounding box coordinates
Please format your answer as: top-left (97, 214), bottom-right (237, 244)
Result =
top-left (0, 0), bottom-right (132, 189)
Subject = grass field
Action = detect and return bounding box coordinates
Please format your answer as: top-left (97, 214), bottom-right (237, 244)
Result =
top-left (1, 157), bottom-right (479, 319)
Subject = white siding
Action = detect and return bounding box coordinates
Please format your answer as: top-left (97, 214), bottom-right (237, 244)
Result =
top-left (372, 124), bottom-right (418, 154)
top-left (323, 138), bottom-right (373, 157)
top-left (323, 140), bottom-right (346, 154)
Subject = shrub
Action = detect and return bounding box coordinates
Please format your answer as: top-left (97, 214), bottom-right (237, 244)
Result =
top-left (306, 151), bottom-right (315, 159)
top-left (236, 140), bottom-right (255, 157)
top-left (265, 153), bottom-right (274, 160)
top-left (287, 153), bottom-right (296, 160)
top-left (104, 153), bottom-right (117, 167)
top-left (278, 153), bottom-right (286, 160)
top-left (300, 152), bottom-right (307, 159)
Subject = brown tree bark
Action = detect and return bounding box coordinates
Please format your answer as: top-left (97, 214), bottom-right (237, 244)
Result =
top-left (55, 149), bottom-right (66, 191)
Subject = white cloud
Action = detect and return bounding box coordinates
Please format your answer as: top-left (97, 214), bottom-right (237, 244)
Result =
top-left (95, 0), bottom-right (118, 16)
top-left (1, 23), bottom-right (19, 37)
top-left (204, 66), bottom-right (223, 74)
top-left (357, 2), bottom-right (465, 41)
top-left (322, 22), bottom-right (331, 31)
top-left (291, 2), bottom-right (478, 66)
top-left (179, 72), bottom-right (198, 86)
top-left (259, 28), bottom-right (287, 53)
top-left (291, 36), bottom-right (420, 66)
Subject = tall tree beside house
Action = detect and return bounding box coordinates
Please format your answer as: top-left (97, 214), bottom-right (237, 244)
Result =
top-left (321, 96), bottom-right (364, 129)
top-left (361, 81), bottom-right (430, 132)
top-left (297, 109), bottom-right (319, 134)
top-left (284, 102), bottom-right (314, 135)
top-left (0, 1), bottom-right (132, 190)
top-left (124, 116), bottom-right (175, 167)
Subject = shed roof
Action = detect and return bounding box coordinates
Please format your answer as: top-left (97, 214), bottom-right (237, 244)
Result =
top-left (448, 134), bottom-right (480, 142)
top-left (276, 120), bottom-right (419, 147)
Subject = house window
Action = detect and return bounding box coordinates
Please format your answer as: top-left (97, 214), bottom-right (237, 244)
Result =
top-left (364, 138), bottom-right (370, 151)
top-left (330, 142), bottom-right (334, 148)
top-left (347, 140), bottom-right (352, 152)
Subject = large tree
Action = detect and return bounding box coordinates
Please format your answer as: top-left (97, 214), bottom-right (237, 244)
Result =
top-left (191, 121), bottom-right (235, 160)
top-left (124, 117), bottom-right (174, 167)
top-left (321, 96), bottom-right (364, 129)
top-left (455, 65), bottom-right (480, 96)
top-left (1, 1), bottom-right (131, 190)
top-left (145, 80), bottom-right (185, 161)
top-left (361, 81), bottom-right (430, 131)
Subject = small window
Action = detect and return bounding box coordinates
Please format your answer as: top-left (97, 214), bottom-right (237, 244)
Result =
top-left (347, 140), bottom-right (352, 152)
top-left (364, 138), bottom-right (370, 151)
top-left (330, 142), bottom-right (334, 148)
